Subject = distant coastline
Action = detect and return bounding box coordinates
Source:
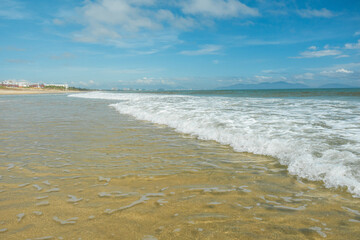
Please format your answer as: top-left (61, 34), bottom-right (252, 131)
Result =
top-left (217, 81), bottom-right (359, 90)
top-left (0, 87), bottom-right (85, 95)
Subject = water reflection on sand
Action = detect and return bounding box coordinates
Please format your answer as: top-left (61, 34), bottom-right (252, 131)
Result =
top-left (0, 95), bottom-right (359, 239)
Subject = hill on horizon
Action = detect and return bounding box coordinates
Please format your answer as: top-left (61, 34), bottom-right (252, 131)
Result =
top-left (218, 81), bottom-right (309, 90)
top-left (217, 81), bottom-right (360, 90)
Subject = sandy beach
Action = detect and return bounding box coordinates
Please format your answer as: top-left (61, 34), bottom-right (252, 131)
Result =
top-left (0, 88), bottom-right (82, 95)
top-left (0, 92), bottom-right (359, 239)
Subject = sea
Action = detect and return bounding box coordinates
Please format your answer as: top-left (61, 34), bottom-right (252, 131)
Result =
top-left (0, 88), bottom-right (360, 239)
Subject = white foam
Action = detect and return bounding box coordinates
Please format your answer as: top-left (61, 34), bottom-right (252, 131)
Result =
top-left (349, 219), bottom-right (360, 223)
top-left (18, 183), bottom-right (30, 188)
top-left (98, 192), bottom-right (112, 197)
top-left (26, 236), bottom-right (54, 240)
top-left (67, 195), bottom-right (83, 203)
top-left (33, 211), bottom-right (43, 216)
top-left (36, 201), bottom-right (50, 206)
top-left (36, 196), bottom-right (48, 200)
top-left (342, 206), bottom-right (360, 215)
top-left (70, 92), bottom-right (360, 197)
top-left (143, 235), bottom-right (158, 240)
top-left (46, 188), bottom-right (59, 193)
top-left (98, 191), bottom-right (134, 198)
top-left (17, 213), bottom-right (25, 222)
top-left (33, 184), bottom-right (43, 191)
top-left (105, 193), bottom-right (165, 214)
top-left (98, 176), bottom-right (111, 183)
top-left (42, 180), bottom-right (51, 186)
top-left (53, 216), bottom-right (78, 225)
top-left (274, 204), bottom-right (307, 211)
top-left (309, 227), bottom-right (327, 238)
top-left (7, 164), bottom-right (14, 171)
top-left (238, 186), bottom-right (251, 193)
top-left (156, 199), bottom-right (168, 205)
top-left (189, 187), bottom-right (236, 193)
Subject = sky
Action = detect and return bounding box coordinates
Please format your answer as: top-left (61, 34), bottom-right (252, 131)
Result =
top-left (0, 0), bottom-right (360, 90)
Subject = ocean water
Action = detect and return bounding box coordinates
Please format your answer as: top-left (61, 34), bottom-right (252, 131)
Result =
top-left (71, 89), bottom-right (360, 197)
top-left (1, 90), bottom-right (360, 239)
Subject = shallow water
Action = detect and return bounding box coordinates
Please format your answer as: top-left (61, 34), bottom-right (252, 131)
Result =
top-left (71, 90), bottom-right (360, 198)
top-left (0, 94), bottom-right (359, 239)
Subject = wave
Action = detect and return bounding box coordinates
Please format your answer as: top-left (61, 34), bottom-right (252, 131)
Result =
top-left (69, 91), bottom-right (360, 197)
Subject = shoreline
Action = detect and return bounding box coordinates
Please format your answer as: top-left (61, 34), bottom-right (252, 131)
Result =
top-left (0, 88), bottom-right (83, 95)
top-left (0, 93), bottom-right (359, 239)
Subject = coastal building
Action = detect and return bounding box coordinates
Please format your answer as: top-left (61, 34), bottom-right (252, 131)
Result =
top-left (29, 83), bottom-right (44, 88)
top-left (1, 80), bottom-right (67, 89)
top-left (1, 80), bottom-right (30, 88)
top-left (44, 83), bottom-right (69, 89)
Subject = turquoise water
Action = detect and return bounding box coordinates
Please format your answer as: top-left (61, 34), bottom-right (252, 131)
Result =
top-left (149, 88), bottom-right (360, 100)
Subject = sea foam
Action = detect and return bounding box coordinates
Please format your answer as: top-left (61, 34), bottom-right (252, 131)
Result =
top-left (69, 92), bottom-right (360, 197)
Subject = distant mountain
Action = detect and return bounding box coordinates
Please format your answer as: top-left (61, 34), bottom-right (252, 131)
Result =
top-left (218, 81), bottom-right (309, 90)
top-left (318, 83), bottom-right (355, 89)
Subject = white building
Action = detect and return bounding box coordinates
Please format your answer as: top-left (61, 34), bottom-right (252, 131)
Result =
top-left (1, 80), bottom-right (29, 87)
top-left (18, 81), bottom-right (29, 87)
top-left (2, 80), bottom-right (69, 89)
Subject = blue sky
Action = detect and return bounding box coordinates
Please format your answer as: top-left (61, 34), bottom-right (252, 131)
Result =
top-left (1, 0), bottom-right (360, 89)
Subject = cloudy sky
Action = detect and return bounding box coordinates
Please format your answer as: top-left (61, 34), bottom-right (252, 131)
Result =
top-left (1, 0), bottom-right (360, 89)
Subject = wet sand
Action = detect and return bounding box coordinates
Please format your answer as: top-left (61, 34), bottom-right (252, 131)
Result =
top-left (0, 94), bottom-right (359, 239)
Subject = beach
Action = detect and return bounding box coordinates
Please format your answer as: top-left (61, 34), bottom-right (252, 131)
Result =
top-left (2, 0), bottom-right (359, 238)
top-left (0, 91), bottom-right (360, 239)
top-left (0, 88), bottom-right (81, 95)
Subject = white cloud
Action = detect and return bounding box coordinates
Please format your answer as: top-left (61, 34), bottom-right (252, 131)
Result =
top-left (53, 19), bottom-right (64, 25)
top-left (79, 80), bottom-right (97, 86)
top-left (71, 0), bottom-right (189, 48)
top-left (135, 77), bottom-right (176, 86)
top-left (180, 44), bottom-right (222, 55)
top-left (238, 20), bottom-right (255, 26)
top-left (136, 77), bottom-right (154, 84)
top-left (82, 0), bottom-right (148, 30)
top-left (156, 9), bottom-right (195, 30)
top-left (355, 31), bottom-right (360, 36)
top-left (335, 55), bottom-right (350, 59)
top-left (294, 49), bottom-right (342, 58)
top-left (294, 73), bottom-right (314, 80)
top-left (297, 8), bottom-right (335, 18)
top-left (309, 63), bottom-right (360, 83)
top-left (75, 0), bottom-right (159, 38)
top-left (181, 0), bottom-right (259, 18)
top-left (321, 68), bottom-right (354, 76)
top-left (131, 49), bottom-right (160, 55)
top-left (335, 68), bottom-right (354, 74)
top-left (254, 75), bottom-right (272, 82)
top-left (308, 46), bottom-right (317, 50)
top-left (0, 0), bottom-right (29, 20)
top-left (59, 0), bottom-right (261, 49)
top-left (261, 69), bottom-right (286, 74)
top-left (344, 40), bottom-right (360, 49)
